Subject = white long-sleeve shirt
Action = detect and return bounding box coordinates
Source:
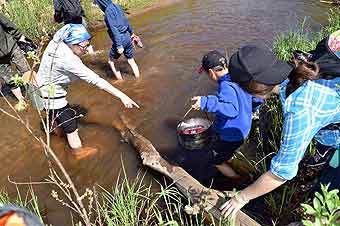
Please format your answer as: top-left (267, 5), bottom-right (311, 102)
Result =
top-left (36, 39), bottom-right (113, 109)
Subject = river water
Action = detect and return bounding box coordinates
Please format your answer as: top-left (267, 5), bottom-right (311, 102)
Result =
top-left (0, 0), bottom-right (330, 224)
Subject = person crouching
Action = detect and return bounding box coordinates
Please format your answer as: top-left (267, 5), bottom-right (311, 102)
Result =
top-left (192, 50), bottom-right (263, 179)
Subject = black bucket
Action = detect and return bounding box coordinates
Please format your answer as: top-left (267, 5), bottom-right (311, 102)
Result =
top-left (177, 117), bottom-right (213, 150)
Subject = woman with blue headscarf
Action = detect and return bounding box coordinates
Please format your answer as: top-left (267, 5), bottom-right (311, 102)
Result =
top-left (36, 24), bottom-right (139, 159)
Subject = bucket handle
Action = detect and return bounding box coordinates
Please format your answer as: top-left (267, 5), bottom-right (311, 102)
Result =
top-left (180, 107), bottom-right (211, 123)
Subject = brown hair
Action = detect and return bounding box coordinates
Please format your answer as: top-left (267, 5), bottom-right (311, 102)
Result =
top-left (285, 59), bottom-right (319, 97)
top-left (238, 80), bottom-right (276, 97)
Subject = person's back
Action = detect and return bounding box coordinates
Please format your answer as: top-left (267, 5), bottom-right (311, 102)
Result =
top-left (0, 13), bottom-right (22, 57)
top-left (54, 0), bottom-right (85, 24)
top-left (211, 75), bottom-right (262, 141)
top-left (278, 77), bottom-right (340, 149)
top-left (104, 3), bottom-right (131, 40)
top-left (95, 0), bottom-right (140, 80)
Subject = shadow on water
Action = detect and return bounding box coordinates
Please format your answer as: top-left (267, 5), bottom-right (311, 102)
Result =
top-left (0, 0), bottom-right (331, 224)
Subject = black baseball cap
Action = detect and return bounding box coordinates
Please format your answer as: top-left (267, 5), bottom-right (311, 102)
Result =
top-left (197, 50), bottom-right (228, 73)
top-left (229, 45), bottom-right (292, 85)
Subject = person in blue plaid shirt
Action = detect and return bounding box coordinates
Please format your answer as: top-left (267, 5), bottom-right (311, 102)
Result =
top-left (218, 45), bottom-right (340, 218)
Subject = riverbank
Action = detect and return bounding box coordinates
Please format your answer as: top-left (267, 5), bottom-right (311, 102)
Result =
top-left (87, 0), bottom-right (183, 31)
top-left (0, 0), bottom-right (182, 41)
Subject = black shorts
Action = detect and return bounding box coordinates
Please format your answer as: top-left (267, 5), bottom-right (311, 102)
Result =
top-left (48, 105), bottom-right (78, 134)
top-left (209, 136), bottom-right (244, 165)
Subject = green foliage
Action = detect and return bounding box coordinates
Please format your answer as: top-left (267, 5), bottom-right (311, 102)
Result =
top-left (10, 73), bottom-right (26, 87)
top-left (113, 0), bottom-right (157, 12)
top-left (27, 51), bottom-right (40, 65)
top-left (323, 8), bottom-right (340, 35)
top-left (1, 0), bottom-right (59, 41)
top-left (99, 171), bottom-right (232, 226)
top-left (301, 184), bottom-right (340, 226)
top-left (0, 0), bottom-right (154, 41)
top-left (273, 7), bottom-right (340, 62)
top-left (81, 0), bottom-right (103, 22)
top-left (273, 29), bottom-right (314, 61)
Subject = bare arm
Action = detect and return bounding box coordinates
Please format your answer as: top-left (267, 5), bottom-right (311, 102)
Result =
top-left (240, 171), bottom-right (286, 201)
top-left (66, 57), bottom-right (139, 108)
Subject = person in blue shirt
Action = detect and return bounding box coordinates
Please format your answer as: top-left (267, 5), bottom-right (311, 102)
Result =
top-left (219, 45), bottom-right (340, 218)
top-left (191, 50), bottom-right (263, 179)
top-left (95, 0), bottom-right (140, 80)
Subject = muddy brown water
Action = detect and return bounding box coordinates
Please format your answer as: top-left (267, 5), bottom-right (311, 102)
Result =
top-left (0, 0), bottom-right (330, 225)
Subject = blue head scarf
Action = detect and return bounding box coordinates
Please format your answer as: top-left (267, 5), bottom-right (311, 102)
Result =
top-left (53, 24), bottom-right (91, 45)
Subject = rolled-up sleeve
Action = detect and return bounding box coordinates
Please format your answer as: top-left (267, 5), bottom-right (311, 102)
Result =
top-left (270, 110), bottom-right (316, 180)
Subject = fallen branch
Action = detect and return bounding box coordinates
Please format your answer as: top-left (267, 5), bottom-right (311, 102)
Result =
top-left (119, 125), bottom-right (261, 226)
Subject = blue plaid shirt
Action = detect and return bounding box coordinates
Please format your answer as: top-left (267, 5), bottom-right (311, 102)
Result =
top-left (270, 77), bottom-right (340, 180)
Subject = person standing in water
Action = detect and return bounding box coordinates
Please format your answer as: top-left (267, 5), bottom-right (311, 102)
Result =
top-left (95, 0), bottom-right (140, 80)
top-left (192, 50), bottom-right (263, 180)
top-left (36, 24), bottom-right (139, 159)
top-left (0, 13), bottom-right (34, 111)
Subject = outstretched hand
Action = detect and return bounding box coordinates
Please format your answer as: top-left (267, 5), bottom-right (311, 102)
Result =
top-left (191, 96), bottom-right (201, 110)
top-left (219, 191), bottom-right (249, 219)
top-left (120, 96), bottom-right (140, 109)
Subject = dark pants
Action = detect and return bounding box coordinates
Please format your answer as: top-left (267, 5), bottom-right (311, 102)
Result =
top-left (209, 136), bottom-right (244, 165)
top-left (48, 105), bottom-right (78, 134)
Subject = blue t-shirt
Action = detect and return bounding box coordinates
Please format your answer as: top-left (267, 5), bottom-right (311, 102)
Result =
top-left (200, 74), bottom-right (263, 141)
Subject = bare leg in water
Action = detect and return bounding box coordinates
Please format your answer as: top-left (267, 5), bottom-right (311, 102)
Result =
top-left (108, 57), bottom-right (123, 80)
top-left (127, 58), bottom-right (140, 79)
top-left (66, 130), bottom-right (97, 159)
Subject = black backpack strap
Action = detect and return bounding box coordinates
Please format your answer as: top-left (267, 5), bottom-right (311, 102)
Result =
top-left (311, 36), bottom-right (340, 78)
top-left (321, 122), bottom-right (340, 131)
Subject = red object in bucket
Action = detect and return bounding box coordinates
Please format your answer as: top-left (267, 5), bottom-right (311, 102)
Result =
top-left (178, 125), bottom-right (206, 135)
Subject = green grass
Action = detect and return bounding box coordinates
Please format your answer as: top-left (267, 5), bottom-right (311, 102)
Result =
top-left (98, 171), bottom-right (232, 226)
top-left (0, 0), bottom-right (157, 41)
top-left (114, 0), bottom-right (157, 12)
top-left (273, 7), bottom-right (340, 61)
top-left (0, 186), bottom-right (43, 223)
top-left (1, 0), bottom-right (59, 40)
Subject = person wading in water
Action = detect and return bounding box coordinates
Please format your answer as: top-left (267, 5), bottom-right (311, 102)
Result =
top-left (36, 24), bottom-right (139, 159)
top-left (95, 0), bottom-right (141, 80)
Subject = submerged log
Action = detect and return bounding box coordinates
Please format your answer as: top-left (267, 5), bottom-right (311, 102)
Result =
top-left (119, 126), bottom-right (261, 226)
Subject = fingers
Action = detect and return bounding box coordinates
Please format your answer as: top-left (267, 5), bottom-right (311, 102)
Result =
top-left (220, 199), bottom-right (238, 218)
top-left (132, 101), bottom-right (140, 108)
top-left (191, 96), bottom-right (199, 101)
top-left (219, 200), bottom-right (230, 210)
top-left (223, 205), bottom-right (234, 218)
top-left (122, 98), bottom-right (140, 109)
